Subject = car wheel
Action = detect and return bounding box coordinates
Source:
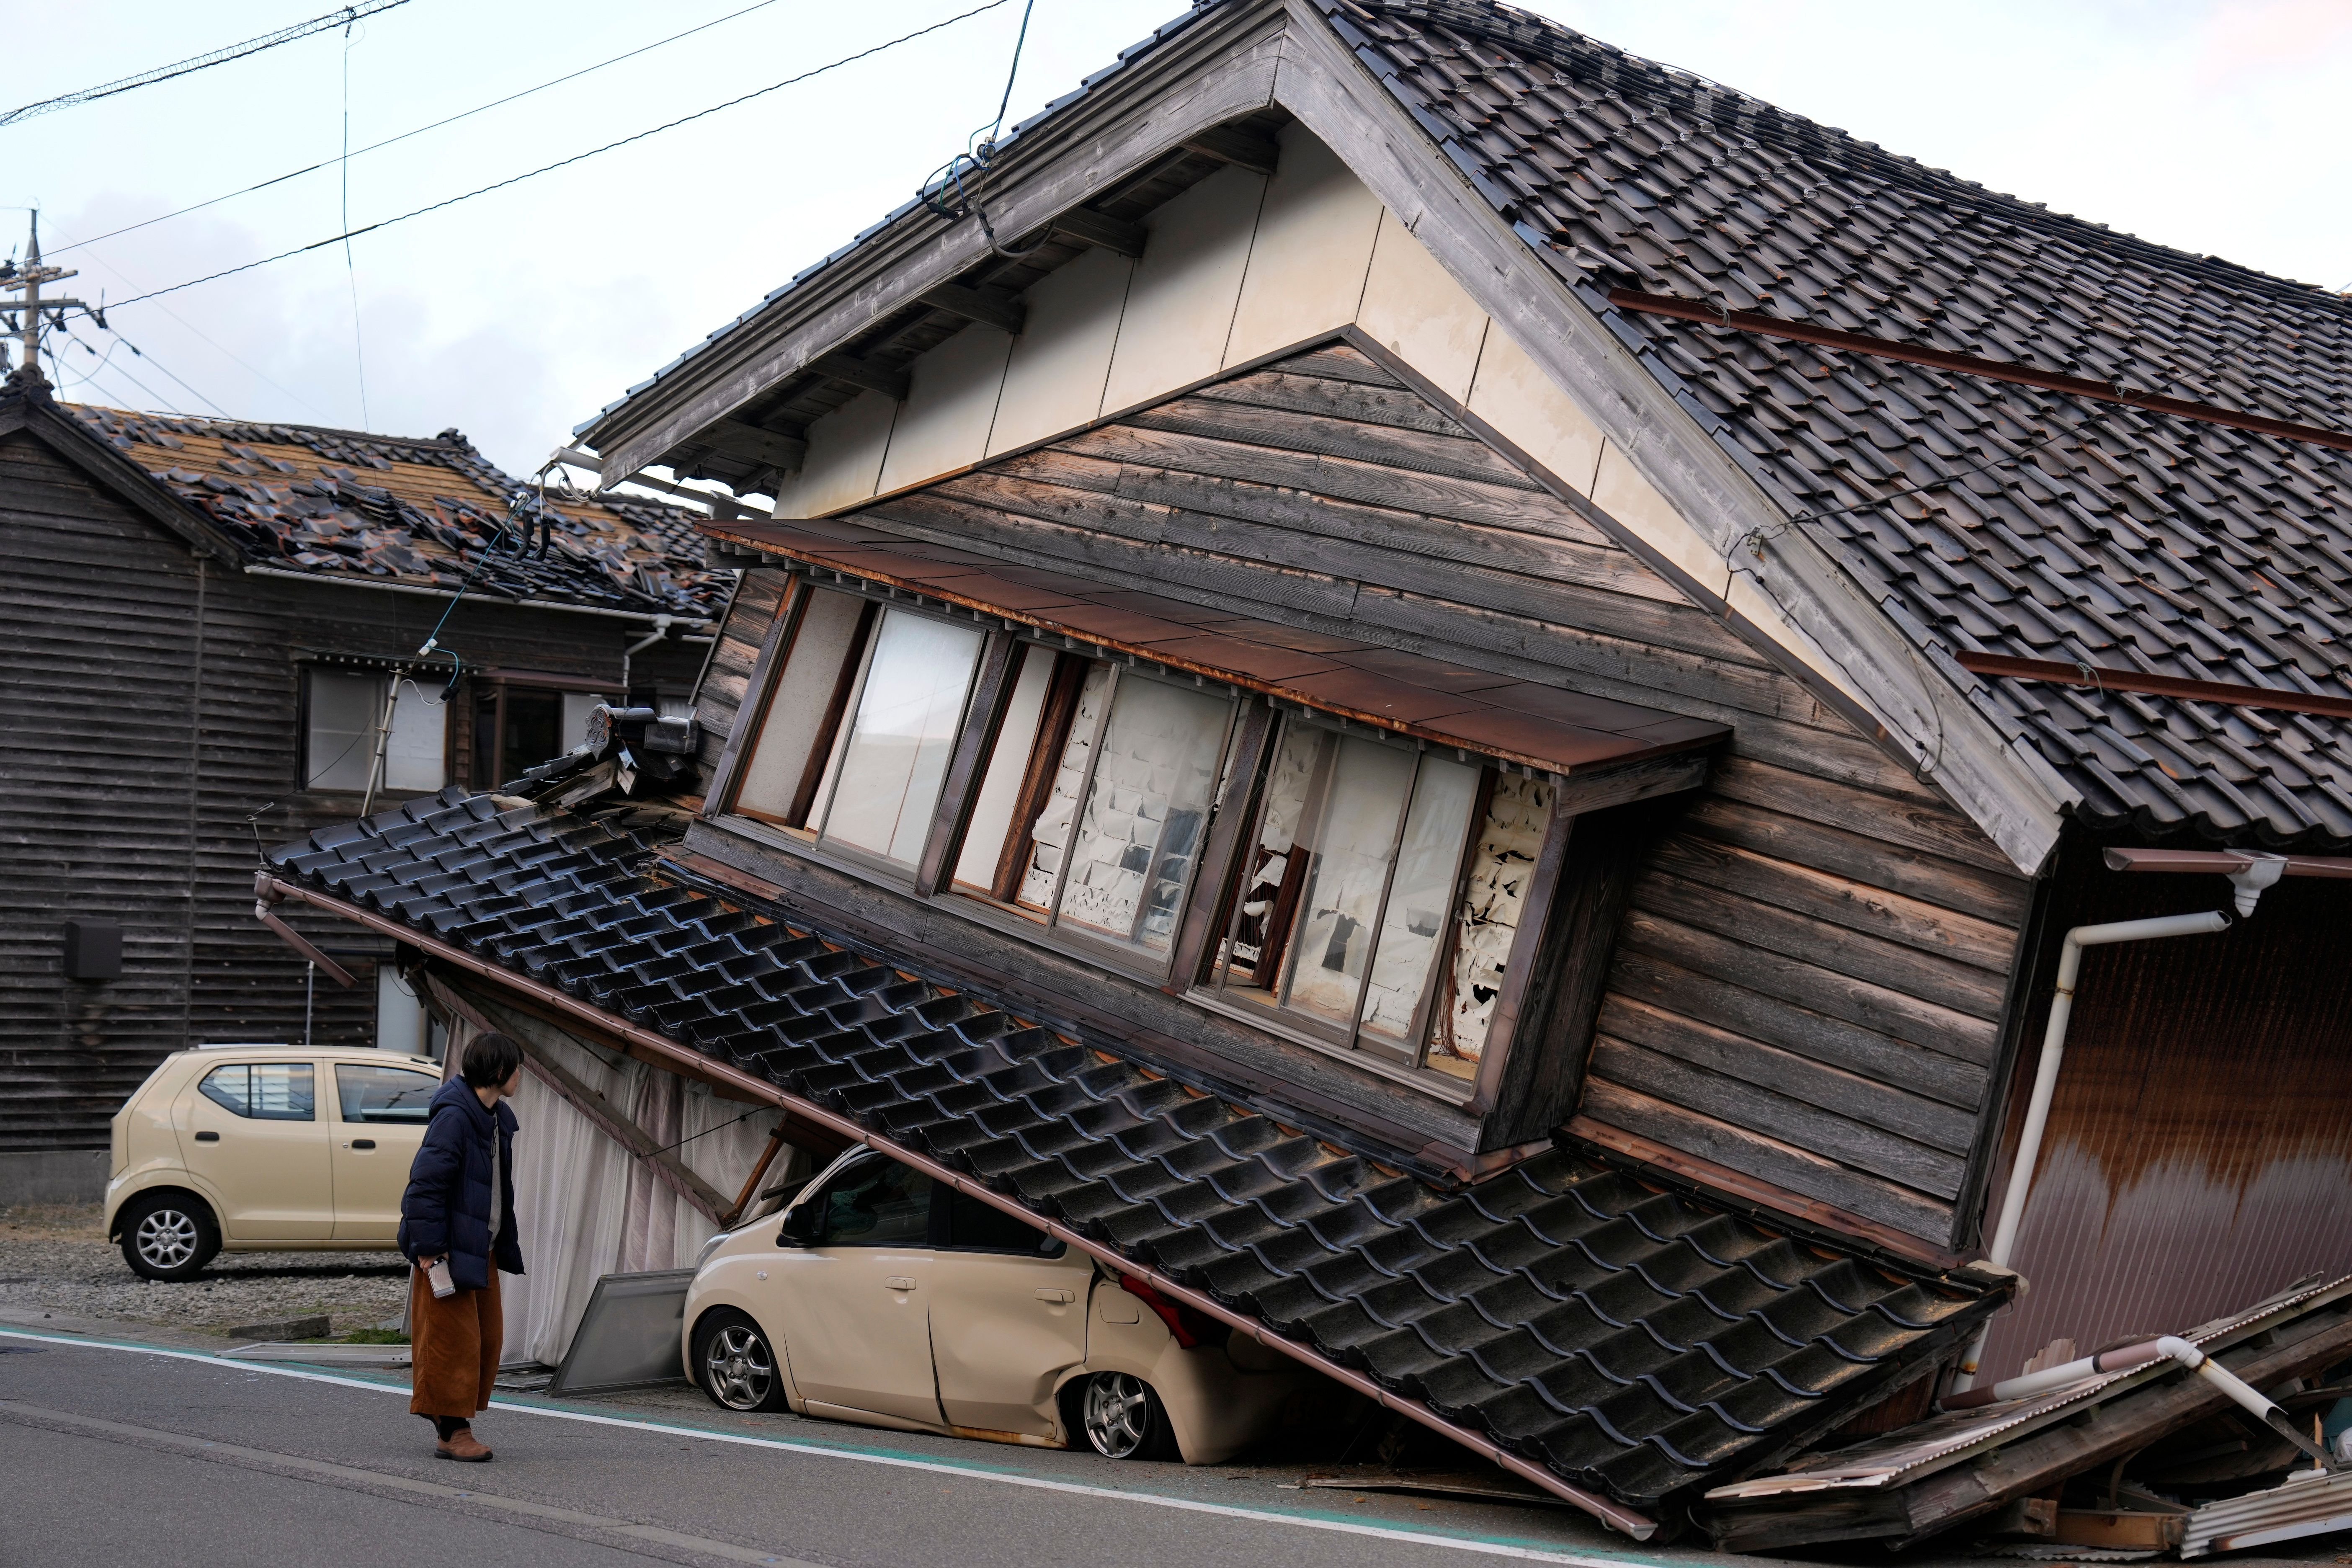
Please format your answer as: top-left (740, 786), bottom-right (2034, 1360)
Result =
top-left (119, 1193), bottom-right (219, 1281)
top-left (1078, 1371), bottom-right (1175, 1460)
top-left (694, 1309), bottom-right (788, 1413)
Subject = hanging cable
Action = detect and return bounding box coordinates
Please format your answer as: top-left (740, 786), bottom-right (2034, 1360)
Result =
top-left (65, 312), bottom-right (230, 415)
top-left (917, 0), bottom-right (1046, 259)
top-left (340, 12), bottom-right (372, 428)
top-left (0, 0), bottom-right (415, 128)
top-left (102, 2), bottom-right (1015, 312)
top-left (53, 0), bottom-right (787, 259)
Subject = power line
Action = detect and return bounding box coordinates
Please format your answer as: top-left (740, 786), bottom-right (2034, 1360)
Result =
top-left (340, 14), bottom-right (371, 429)
top-left (0, 0), bottom-right (416, 129)
top-left (60, 326), bottom-right (187, 416)
top-left (106, 0), bottom-right (1014, 313)
top-left (54, 0), bottom-right (784, 260)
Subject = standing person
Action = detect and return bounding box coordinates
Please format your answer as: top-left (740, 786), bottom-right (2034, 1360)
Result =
top-left (399, 1031), bottom-right (526, 1462)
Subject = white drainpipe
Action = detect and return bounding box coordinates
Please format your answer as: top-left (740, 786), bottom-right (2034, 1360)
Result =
top-left (1950, 854), bottom-right (2287, 1393)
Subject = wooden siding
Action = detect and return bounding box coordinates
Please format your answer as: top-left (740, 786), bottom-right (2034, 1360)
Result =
top-left (0, 424), bottom-right (710, 1152)
top-left (713, 341), bottom-right (2032, 1239)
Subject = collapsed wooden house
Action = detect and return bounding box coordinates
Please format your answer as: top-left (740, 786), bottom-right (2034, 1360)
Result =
top-left (0, 375), bottom-right (725, 1199)
top-left (262, 0), bottom-right (2352, 1540)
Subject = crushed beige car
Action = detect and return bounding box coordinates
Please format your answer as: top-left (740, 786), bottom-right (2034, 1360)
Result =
top-left (683, 1148), bottom-right (1310, 1462)
top-left (103, 1044), bottom-right (443, 1279)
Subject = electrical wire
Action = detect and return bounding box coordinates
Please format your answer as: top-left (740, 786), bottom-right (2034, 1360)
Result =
top-left (65, 316), bottom-right (230, 415)
top-left (54, 0), bottom-right (787, 259)
top-left (0, 0), bottom-right (415, 129)
top-left (918, 0), bottom-right (1044, 257)
top-left (103, 1), bottom-right (1016, 313)
top-left (58, 326), bottom-right (186, 415)
top-left (340, 14), bottom-right (372, 428)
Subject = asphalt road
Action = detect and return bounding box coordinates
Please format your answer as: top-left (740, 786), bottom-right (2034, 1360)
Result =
top-left (0, 1327), bottom-right (1685, 1568)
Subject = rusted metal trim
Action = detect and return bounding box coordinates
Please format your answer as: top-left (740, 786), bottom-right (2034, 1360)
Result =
top-left (1606, 289), bottom-right (2352, 455)
top-left (2103, 846), bottom-right (2352, 877)
top-left (1956, 651), bottom-right (2352, 722)
top-left (258, 873), bottom-right (1658, 1540)
top-left (700, 529), bottom-right (1720, 783)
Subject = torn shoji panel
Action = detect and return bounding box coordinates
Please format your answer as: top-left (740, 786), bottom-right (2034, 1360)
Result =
top-left (1428, 774), bottom-right (1551, 1081)
top-left (1017, 663), bottom-right (1113, 908)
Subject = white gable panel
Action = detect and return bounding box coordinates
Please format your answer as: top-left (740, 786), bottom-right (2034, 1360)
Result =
top-left (1223, 121), bottom-right (1383, 367)
top-left (877, 323), bottom-right (1015, 495)
top-left (1099, 163), bottom-right (1266, 415)
top-left (1356, 207), bottom-right (1490, 402)
top-left (988, 245), bottom-right (1133, 457)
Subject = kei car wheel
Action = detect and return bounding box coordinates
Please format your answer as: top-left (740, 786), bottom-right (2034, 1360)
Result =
top-left (1078, 1371), bottom-right (1174, 1460)
top-left (119, 1193), bottom-right (220, 1281)
top-left (694, 1309), bottom-right (788, 1413)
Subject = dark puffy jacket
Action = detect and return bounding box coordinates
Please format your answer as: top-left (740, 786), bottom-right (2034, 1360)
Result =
top-left (398, 1078), bottom-right (524, 1290)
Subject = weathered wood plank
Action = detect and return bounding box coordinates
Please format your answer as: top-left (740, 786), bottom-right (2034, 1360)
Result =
top-left (1616, 908), bottom-right (2001, 1065)
top-left (1680, 795), bottom-right (2031, 926)
top-left (1578, 1077), bottom-right (1953, 1239)
top-left (1608, 944), bottom-right (1987, 1110)
top-left (1127, 395), bottom-right (1543, 491)
top-left (1631, 868), bottom-right (2010, 1021)
top-left (1648, 832), bottom-right (2019, 972)
top-left (1708, 753), bottom-right (2023, 879)
top-left (1190, 367), bottom-right (1470, 438)
top-left (1274, 344), bottom-right (1401, 388)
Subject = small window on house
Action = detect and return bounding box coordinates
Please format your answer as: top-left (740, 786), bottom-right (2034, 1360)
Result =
top-left (1203, 718), bottom-right (1488, 1075)
top-left (304, 669), bottom-right (446, 793)
top-left (948, 645), bottom-right (1235, 966)
top-left (731, 591), bottom-right (987, 870)
top-left (472, 683), bottom-right (614, 787)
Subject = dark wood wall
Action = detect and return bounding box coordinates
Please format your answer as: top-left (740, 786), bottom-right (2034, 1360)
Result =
top-left (694, 341), bottom-right (2031, 1242)
top-left (0, 425), bottom-right (708, 1153)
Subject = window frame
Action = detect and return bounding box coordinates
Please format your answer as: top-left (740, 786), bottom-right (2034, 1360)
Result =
top-left (300, 665), bottom-right (452, 796)
top-left (469, 670), bottom-right (620, 791)
top-left (196, 1061), bottom-right (320, 1122)
top-left (1189, 712), bottom-right (1492, 1088)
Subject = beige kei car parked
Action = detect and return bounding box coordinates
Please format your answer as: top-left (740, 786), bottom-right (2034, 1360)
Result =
top-left (683, 1148), bottom-right (1311, 1463)
top-left (104, 1044), bottom-right (444, 1279)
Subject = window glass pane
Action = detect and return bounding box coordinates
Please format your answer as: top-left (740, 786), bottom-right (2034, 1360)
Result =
top-left (1015, 662), bottom-right (1114, 909)
top-left (305, 670), bottom-right (382, 791)
top-left (501, 689), bottom-right (563, 778)
top-left (734, 590), bottom-right (868, 823)
top-left (336, 1063), bottom-right (438, 1124)
top-left (945, 1187), bottom-right (1061, 1255)
top-left (1281, 736), bottom-right (1416, 1027)
top-left (1357, 756), bottom-right (1481, 1051)
top-left (1052, 677), bottom-right (1229, 953)
top-left (199, 1063), bottom-right (315, 1120)
top-left (951, 646), bottom-right (1057, 891)
top-left (382, 679), bottom-right (449, 792)
top-left (818, 610), bottom-right (985, 864)
top-left (1428, 774), bottom-right (1552, 1081)
top-left (817, 1158), bottom-right (933, 1248)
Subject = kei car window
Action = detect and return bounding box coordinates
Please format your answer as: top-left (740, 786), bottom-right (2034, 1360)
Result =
top-left (198, 1063), bottom-right (316, 1121)
top-left (944, 1187), bottom-right (1064, 1256)
top-left (816, 1158), bottom-right (933, 1248)
top-left (335, 1063), bottom-right (438, 1124)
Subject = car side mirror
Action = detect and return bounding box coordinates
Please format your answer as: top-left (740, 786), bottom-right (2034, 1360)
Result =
top-left (775, 1199), bottom-right (823, 1248)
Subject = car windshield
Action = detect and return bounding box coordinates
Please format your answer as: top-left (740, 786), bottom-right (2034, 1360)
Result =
top-left (816, 1158), bottom-right (932, 1247)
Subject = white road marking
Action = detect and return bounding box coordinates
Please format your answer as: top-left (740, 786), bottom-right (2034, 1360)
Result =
top-left (0, 1326), bottom-right (1666, 1566)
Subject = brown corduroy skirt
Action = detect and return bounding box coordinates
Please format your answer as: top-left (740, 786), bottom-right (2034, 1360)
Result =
top-left (408, 1265), bottom-right (502, 1418)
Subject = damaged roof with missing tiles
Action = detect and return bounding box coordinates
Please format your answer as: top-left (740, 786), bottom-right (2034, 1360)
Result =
top-left (1323, 0), bottom-right (2352, 847)
top-left (268, 758), bottom-right (2002, 1522)
top-left (64, 403), bottom-right (729, 619)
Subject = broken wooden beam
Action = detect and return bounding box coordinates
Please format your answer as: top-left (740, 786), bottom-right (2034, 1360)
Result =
top-left (918, 282), bottom-right (1025, 335)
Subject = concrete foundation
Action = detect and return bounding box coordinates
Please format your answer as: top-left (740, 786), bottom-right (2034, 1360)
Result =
top-left (0, 1149), bottom-right (108, 1206)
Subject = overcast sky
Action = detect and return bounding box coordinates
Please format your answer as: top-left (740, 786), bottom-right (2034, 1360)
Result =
top-left (8, 0), bottom-right (2347, 481)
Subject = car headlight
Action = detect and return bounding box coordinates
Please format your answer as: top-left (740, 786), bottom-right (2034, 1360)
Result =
top-left (694, 1230), bottom-right (732, 1272)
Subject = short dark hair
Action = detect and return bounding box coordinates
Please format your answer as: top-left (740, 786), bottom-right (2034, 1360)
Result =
top-left (461, 1032), bottom-right (525, 1090)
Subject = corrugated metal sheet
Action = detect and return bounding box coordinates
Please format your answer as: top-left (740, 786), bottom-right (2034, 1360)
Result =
top-left (2182, 1468), bottom-right (2352, 1558)
top-left (1979, 841), bottom-right (2352, 1382)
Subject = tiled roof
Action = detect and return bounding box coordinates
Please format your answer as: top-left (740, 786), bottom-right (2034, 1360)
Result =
top-left (269, 760), bottom-right (2003, 1517)
top-left (1323, 0), bottom-right (2352, 847)
top-left (64, 403), bottom-right (728, 620)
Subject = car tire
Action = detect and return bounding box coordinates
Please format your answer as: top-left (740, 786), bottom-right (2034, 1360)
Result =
top-left (1075, 1370), bottom-right (1176, 1461)
top-left (119, 1192), bottom-right (220, 1281)
top-left (693, 1308), bottom-right (789, 1413)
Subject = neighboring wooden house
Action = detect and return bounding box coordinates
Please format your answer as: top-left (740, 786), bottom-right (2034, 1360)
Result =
top-left (267, 0), bottom-right (2352, 1534)
top-left (0, 369), bottom-right (728, 1197)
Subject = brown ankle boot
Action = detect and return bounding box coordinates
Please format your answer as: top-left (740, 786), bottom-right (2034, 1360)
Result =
top-left (435, 1426), bottom-right (493, 1462)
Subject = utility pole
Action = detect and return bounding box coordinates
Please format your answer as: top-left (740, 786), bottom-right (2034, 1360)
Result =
top-left (0, 212), bottom-right (89, 381)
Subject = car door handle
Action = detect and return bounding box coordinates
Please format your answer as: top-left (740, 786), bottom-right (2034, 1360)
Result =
top-left (1034, 1288), bottom-right (1075, 1304)
top-left (883, 1276), bottom-right (917, 1292)
top-left (193, 1131), bottom-right (220, 1143)
top-left (345, 1139), bottom-right (376, 1150)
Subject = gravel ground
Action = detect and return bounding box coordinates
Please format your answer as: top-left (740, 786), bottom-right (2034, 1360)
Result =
top-left (0, 1203), bottom-right (408, 1338)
